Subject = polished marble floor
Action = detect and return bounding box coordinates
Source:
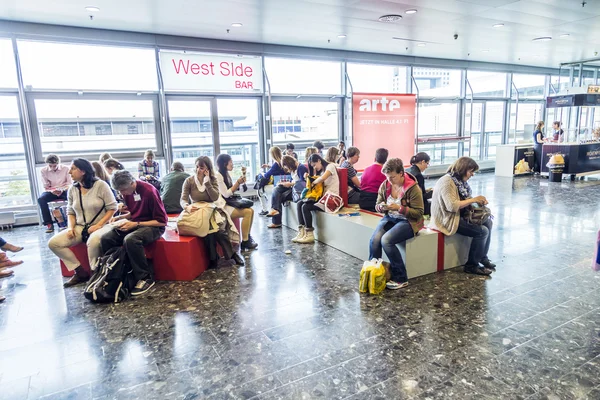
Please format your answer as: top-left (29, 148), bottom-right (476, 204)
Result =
top-left (2, 173), bottom-right (600, 399)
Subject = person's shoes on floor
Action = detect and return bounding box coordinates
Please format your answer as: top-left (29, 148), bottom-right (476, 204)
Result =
top-left (259, 210), bottom-right (269, 216)
top-left (0, 243), bottom-right (23, 253)
top-left (132, 279), bottom-right (155, 296)
top-left (266, 209), bottom-right (280, 217)
top-left (292, 226), bottom-right (305, 243)
top-left (267, 223), bottom-right (281, 229)
top-left (45, 224), bottom-right (55, 233)
top-left (386, 281), bottom-right (409, 290)
top-left (231, 253), bottom-right (245, 266)
top-left (0, 259), bottom-right (23, 268)
top-left (241, 236), bottom-right (258, 251)
top-left (0, 295), bottom-right (5, 302)
top-left (63, 266), bottom-right (90, 288)
top-left (296, 230), bottom-right (315, 244)
top-left (480, 259), bottom-right (496, 270)
top-left (463, 264), bottom-right (493, 276)
top-left (0, 268), bottom-right (14, 279)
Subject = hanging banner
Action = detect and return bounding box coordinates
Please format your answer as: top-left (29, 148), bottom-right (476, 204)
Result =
top-left (352, 93), bottom-right (416, 170)
top-left (160, 51), bottom-right (263, 92)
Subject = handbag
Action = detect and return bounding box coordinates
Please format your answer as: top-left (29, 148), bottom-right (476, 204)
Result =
top-left (79, 186), bottom-right (105, 243)
top-left (318, 192), bottom-right (344, 213)
top-left (464, 204), bottom-right (492, 226)
top-left (177, 202), bottom-right (217, 238)
top-left (302, 176), bottom-right (324, 201)
top-left (225, 194), bottom-right (254, 209)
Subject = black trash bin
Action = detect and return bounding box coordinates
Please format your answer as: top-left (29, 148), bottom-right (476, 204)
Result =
top-left (546, 154), bottom-right (565, 182)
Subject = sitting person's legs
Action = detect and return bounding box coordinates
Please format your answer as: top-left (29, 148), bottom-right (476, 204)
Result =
top-left (359, 192), bottom-right (378, 211)
top-left (348, 189), bottom-right (360, 205)
top-left (123, 227), bottom-right (163, 285)
top-left (48, 226), bottom-right (91, 287)
top-left (380, 220), bottom-right (414, 285)
top-left (230, 207), bottom-right (257, 250)
top-left (456, 219), bottom-right (491, 274)
top-left (37, 191), bottom-right (65, 229)
top-left (86, 225), bottom-right (115, 267)
top-left (295, 201), bottom-right (321, 243)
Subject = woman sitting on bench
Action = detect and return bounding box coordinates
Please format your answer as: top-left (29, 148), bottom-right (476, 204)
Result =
top-left (294, 154), bottom-right (339, 244)
top-left (369, 158), bottom-right (424, 290)
top-left (267, 155), bottom-right (308, 229)
top-left (430, 157), bottom-right (495, 276)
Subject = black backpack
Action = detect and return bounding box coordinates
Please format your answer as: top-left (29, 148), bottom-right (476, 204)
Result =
top-left (84, 247), bottom-right (134, 303)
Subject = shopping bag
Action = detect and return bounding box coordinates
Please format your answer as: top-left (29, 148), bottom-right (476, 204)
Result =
top-left (318, 192), bottom-right (343, 213)
top-left (359, 259), bottom-right (387, 295)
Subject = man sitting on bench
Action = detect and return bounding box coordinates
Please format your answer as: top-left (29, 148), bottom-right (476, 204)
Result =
top-left (101, 170), bottom-right (168, 296)
top-left (359, 148), bottom-right (388, 211)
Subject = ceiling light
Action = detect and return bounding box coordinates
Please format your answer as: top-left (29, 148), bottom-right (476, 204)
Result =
top-left (231, 23), bottom-right (243, 27)
top-left (532, 36), bottom-right (552, 42)
top-left (417, 43), bottom-right (426, 47)
top-left (405, 9), bottom-right (418, 14)
top-left (492, 23), bottom-right (504, 28)
top-left (560, 33), bottom-right (570, 38)
top-left (379, 14), bottom-right (403, 22)
top-left (337, 35), bottom-right (347, 39)
top-left (85, 6), bottom-right (100, 12)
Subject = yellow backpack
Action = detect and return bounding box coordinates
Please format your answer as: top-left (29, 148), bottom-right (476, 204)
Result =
top-left (302, 176), bottom-right (324, 201)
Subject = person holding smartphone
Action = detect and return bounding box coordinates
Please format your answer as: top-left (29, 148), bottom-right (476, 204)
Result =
top-left (369, 158), bottom-right (424, 290)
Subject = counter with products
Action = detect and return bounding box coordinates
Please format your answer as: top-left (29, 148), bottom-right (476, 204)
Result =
top-left (495, 144), bottom-right (535, 177)
top-left (541, 142), bottom-right (600, 178)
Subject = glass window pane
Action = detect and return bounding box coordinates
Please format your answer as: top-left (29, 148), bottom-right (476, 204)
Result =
top-left (508, 102), bottom-right (543, 144)
top-left (0, 96), bottom-right (32, 207)
top-left (217, 99), bottom-right (261, 180)
top-left (512, 74), bottom-right (546, 99)
top-left (168, 100), bottom-right (214, 173)
top-left (271, 101), bottom-right (339, 152)
top-left (0, 39), bottom-right (18, 89)
top-left (418, 102), bottom-right (458, 137)
top-left (34, 99), bottom-right (157, 158)
top-left (413, 68), bottom-right (462, 97)
top-left (484, 101), bottom-right (505, 160)
top-left (467, 71), bottom-right (507, 97)
top-left (346, 64), bottom-right (409, 93)
top-left (18, 41), bottom-right (158, 91)
top-left (265, 58), bottom-right (341, 95)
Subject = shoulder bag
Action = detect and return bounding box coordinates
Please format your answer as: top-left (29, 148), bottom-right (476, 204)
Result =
top-left (464, 204), bottom-right (493, 226)
top-left (79, 186), bottom-right (105, 243)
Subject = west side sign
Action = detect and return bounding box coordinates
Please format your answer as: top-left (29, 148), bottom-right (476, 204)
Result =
top-left (352, 93), bottom-right (417, 170)
top-left (160, 51), bottom-right (263, 92)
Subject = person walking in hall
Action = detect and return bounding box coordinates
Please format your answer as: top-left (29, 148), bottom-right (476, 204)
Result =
top-left (38, 154), bottom-right (72, 233)
top-left (294, 153), bottom-right (339, 244)
top-left (101, 170), bottom-right (168, 296)
top-left (48, 159), bottom-right (118, 287)
top-left (266, 155), bottom-right (308, 228)
top-left (216, 154), bottom-right (259, 252)
top-left (407, 152), bottom-right (433, 215)
top-left (359, 148), bottom-right (389, 211)
top-left (180, 156), bottom-right (244, 267)
top-left (430, 157), bottom-right (496, 276)
top-left (369, 158), bottom-right (424, 290)
top-left (161, 161), bottom-right (191, 214)
top-left (340, 146), bottom-right (361, 204)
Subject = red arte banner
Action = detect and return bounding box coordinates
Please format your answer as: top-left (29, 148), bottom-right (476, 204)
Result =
top-left (352, 93), bottom-right (416, 171)
top-left (160, 50), bottom-right (263, 92)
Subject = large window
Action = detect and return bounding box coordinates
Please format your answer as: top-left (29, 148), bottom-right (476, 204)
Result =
top-left (467, 71), bottom-right (508, 97)
top-left (413, 68), bottom-right (462, 97)
top-left (32, 97), bottom-right (159, 160)
top-left (346, 64), bottom-right (409, 93)
top-left (271, 101), bottom-right (339, 152)
top-left (508, 102), bottom-right (543, 144)
top-left (512, 74), bottom-right (545, 99)
top-left (18, 41), bottom-right (158, 91)
top-left (264, 58), bottom-right (341, 95)
top-left (0, 96), bottom-right (31, 207)
top-left (417, 102), bottom-right (460, 165)
top-left (0, 39), bottom-right (18, 89)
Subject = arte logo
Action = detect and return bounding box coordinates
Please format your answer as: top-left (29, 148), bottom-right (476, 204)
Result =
top-left (359, 97), bottom-right (401, 112)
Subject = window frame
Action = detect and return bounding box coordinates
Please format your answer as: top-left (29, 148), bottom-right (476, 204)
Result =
top-left (25, 92), bottom-right (163, 164)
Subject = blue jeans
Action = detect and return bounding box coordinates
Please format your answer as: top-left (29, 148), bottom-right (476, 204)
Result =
top-left (456, 218), bottom-right (493, 266)
top-left (369, 216), bottom-right (414, 283)
top-left (0, 237), bottom-right (5, 247)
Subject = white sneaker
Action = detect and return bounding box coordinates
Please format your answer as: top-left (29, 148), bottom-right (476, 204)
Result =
top-left (386, 281), bottom-right (409, 290)
top-left (297, 230), bottom-right (315, 244)
top-left (292, 226), bottom-right (305, 242)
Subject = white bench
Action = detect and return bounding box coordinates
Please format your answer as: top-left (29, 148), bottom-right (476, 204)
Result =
top-left (282, 204), bottom-right (471, 279)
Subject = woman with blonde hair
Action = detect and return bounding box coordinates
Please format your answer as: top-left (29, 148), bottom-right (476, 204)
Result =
top-left (325, 147), bottom-right (342, 165)
top-left (257, 146), bottom-right (286, 215)
top-left (304, 147), bottom-right (318, 164)
top-left (430, 157), bottom-right (495, 276)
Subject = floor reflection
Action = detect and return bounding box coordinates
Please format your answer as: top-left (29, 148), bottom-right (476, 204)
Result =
top-left (1, 173), bottom-right (600, 399)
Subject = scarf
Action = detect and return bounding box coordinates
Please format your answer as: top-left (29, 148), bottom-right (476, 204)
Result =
top-left (194, 174), bottom-right (209, 193)
top-left (448, 173), bottom-right (471, 200)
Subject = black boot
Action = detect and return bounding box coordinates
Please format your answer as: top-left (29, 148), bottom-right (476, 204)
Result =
top-left (232, 253), bottom-right (245, 266)
top-left (241, 236), bottom-right (258, 252)
top-left (64, 266), bottom-right (90, 288)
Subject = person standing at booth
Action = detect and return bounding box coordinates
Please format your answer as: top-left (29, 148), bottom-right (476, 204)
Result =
top-left (553, 121), bottom-right (564, 142)
top-left (38, 154), bottom-right (72, 233)
top-left (533, 121), bottom-right (546, 174)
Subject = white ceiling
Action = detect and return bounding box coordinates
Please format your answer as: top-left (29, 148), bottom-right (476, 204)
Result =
top-left (1, 0), bottom-right (600, 69)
